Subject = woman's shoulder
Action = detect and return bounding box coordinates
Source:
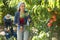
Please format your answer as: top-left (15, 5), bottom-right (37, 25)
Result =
top-left (15, 11), bottom-right (20, 15)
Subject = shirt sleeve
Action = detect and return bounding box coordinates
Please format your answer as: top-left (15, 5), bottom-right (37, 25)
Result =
top-left (14, 12), bottom-right (18, 24)
top-left (27, 12), bottom-right (31, 23)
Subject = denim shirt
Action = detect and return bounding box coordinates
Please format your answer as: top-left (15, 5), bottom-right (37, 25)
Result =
top-left (14, 11), bottom-right (30, 26)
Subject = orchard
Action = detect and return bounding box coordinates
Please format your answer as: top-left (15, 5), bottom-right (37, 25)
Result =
top-left (0, 0), bottom-right (60, 40)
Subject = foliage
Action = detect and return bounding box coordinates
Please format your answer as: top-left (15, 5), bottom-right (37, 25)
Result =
top-left (0, 0), bottom-right (60, 40)
top-left (32, 31), bottom-right (49, 40)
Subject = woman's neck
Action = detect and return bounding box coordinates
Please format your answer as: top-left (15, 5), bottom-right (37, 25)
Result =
top-left (20, 10), bottom-right (24, 13)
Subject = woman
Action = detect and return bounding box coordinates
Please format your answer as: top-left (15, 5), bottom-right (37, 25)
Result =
top-left (3, 14), bottom-right (13, 39)
top-left (14, 2), bottom-right (31, 40)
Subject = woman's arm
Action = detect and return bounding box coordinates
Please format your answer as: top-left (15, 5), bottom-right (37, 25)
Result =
top-left (26, 13), bottom-right (31, 26)
top-left (14, 12), bottom-right (18, 25)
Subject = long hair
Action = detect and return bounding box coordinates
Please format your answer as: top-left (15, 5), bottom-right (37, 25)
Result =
top-left (17, 2), bottom-right (25, 12)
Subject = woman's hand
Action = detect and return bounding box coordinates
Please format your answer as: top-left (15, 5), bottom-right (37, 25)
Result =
top-left (28, 18), bottom-right (30, 22)
top-left (20, 26), bottom-right (23, 32)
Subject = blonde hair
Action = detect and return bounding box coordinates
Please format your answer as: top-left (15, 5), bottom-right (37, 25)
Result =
top-left (17, 2), bottom-right (25, 12)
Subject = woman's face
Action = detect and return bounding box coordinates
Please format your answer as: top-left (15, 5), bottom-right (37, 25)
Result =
top-left (20, 3), bottom-right (25, 11)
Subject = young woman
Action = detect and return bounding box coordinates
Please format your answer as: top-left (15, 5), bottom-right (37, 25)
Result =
top-left (14, 2), bottom-right (31, 40)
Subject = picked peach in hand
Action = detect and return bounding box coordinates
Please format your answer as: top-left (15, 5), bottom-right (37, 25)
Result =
top-left (28, 18), bottom-right (30, 22)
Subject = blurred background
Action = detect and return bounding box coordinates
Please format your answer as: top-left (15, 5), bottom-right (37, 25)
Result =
top-left (0, 0), bottom-right (60, 40)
